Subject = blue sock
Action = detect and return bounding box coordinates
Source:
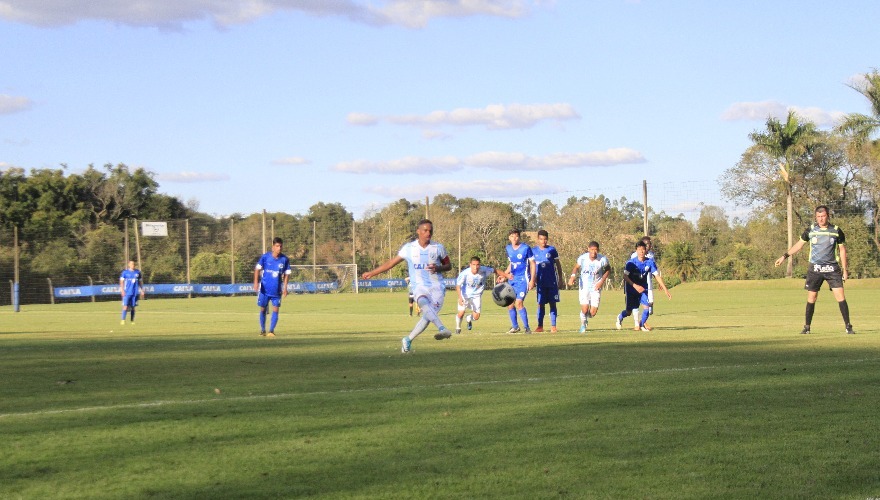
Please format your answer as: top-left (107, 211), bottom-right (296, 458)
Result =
top-left (259, 310), bottom-right (267, 332)
top-left (549, 304), bottom-right (557, 327)
top-left (270, 311), bottom-right (279, 332)
top-left (121, 309), bottom-right (126, 320)
top-left (519, 308), bottom-right (530, 330)
top-left (537, 305), bottom-right (545, 326)
top-left (641, 309), bottom-right (650, 327)
top-left (509, 308), bottom-right (518, 327)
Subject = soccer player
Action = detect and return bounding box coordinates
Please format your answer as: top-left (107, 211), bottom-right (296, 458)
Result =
top-left (455, 256), bottom-right (512, 334)
top-left (504, 229), bottom-right (535, 334)
top-left (119, 260), bottom-right (145, 325)
top-left (617, 241), bottom-right (671, 331)
top-left (775, 205), bottom-right (854, 334)
top-left (253, 237), bottom-right (291, 338)
top-left (361, 219), bottom-right (453, 353)
top-left (630, 236), bottom-right (655, 328)
top-left (568, 241), bottom-right (610, 333)
top-left (532, 229), bottom-right (565, 333)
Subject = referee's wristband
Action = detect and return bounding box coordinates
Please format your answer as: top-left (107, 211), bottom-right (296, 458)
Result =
top-left (782, 253), bottom-right (789, 259)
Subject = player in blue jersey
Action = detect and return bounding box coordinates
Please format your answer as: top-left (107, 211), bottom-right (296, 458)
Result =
top-left (454, 256), bottom-right (512, 334)
top-left (775, 205), bottom-right (854, 334)
top-left (629, 236), bottom-right (655, 328)
top-left (119, 260), bottom-right (145, 325)
top-left (617, 240), bottom-right (671, 331)
top-left (504, 229), bottom-right (536, 334)
top-left (568, 241), bottom-right (610, 333)
top-left (253, 237), bottom-right (292, 338)
top-left (362, 219), bottom-right (453, 353)
top-left (532, 229), bottom-right (565, 333)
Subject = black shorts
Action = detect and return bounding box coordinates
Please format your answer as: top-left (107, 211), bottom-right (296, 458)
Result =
top-left (804, 263), bottom-right (844, 292)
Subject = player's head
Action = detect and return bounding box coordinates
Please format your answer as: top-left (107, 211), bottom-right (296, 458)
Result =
top-left (537, 229), bottom-right (549, 247)
top-left (416, 219), bottom-right (434, 242)
top-left (815, 205), bottom-right (830, 225)
top-left (635, 240), bottom-right (647, 257)
top-left (508, 228), bottom-right (521, 244)
top-left (272, 237), bottom-right (283, 255)
top-left (640, 236), bottom-right (652, 250)
top-left (588, 241), bottom-right (599, 257)
top-left (127, 260), bottom-right (136, 270)
top-left (469, 256), bottom-right (482, 272)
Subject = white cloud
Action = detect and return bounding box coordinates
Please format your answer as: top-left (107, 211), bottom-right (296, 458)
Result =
top-left (334, 156), bottom-right (463, 174)
top-left (272, 157), bottom-right (310, 165)
top-left (0, 94), bottom-right (32, 114)
top-left (0, 0), bottom-right (540, 28)
top-left (721, 100), bottom-right (845, 127)
top-left (364, 178), bottom-right (563, 198)
top-left (156, 171), bottom-right (230, 183)
top-left (354, 103), bottom-right (580, 130)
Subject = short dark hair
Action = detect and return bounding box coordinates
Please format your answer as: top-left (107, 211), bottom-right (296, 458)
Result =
top-left (537, 229), bottom-right (549, 238)
top-left (509, 228), bottom-right (521, 236)
top-left (470, 256), bottom-right (482, 263)
top-left (640, 236), bottom-right (652, 244)
top-left (417, 219), bottom-right (433, 227)
top-left (588, 241), bottom-right (599, 249)
top-left (815, 205), bottom-right (829, 215)
top-left (272, 237), bottom-right (283, 245)
top-left (635, 241), bottom-right (647, 250)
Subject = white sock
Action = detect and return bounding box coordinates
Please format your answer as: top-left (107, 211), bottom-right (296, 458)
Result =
top-left (455, 315), bottom-right (462, 328)
top-left (466, 314), bottom-right (473, 323)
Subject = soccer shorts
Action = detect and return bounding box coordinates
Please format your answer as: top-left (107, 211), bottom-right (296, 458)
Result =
top-left (578, 287), bottom-right (601, 308)
top-left (804, 264), bottom-right (844, 292)
top-left (536, 286), bottom-right (560, 305)
top-left (510, 280), bottom-right (529, 301)
top-left (412, 284), bottom-right (446, 312)
top-left (257, 292), bottom-right (282, 308)
top-left (624, 290), bottom-right (650, 311)
top-left (122, 295), bottom-right (139, 308)
top-left (458, 295), bottom-right (483, 313)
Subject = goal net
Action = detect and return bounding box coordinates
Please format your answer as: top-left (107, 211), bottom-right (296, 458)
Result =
top-left (289, 264), bottom-right (358, 293)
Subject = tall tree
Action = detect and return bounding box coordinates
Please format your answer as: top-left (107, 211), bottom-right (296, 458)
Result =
top-left (837, 69), bottom-right (880, 143)
top-left (748, 110), bottom-right (817, 277)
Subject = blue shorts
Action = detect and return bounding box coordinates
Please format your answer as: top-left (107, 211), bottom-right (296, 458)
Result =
top-left (257, 293), bottom-right (282, 308)
top-left (122, 295), bottom-right (138, 308)
top-left (536, 286), bottom-right (560, 305)
top-left (510, 280), bottom-right (529, 301)
top-left (624, 290), bottom-right (650, 311)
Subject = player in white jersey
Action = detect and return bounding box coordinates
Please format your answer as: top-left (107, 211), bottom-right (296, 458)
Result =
top-left (568, 241), bottom-right (610, 333)
top-left (361, 219), bottom-right (453, 353)
top-left (629, 236), bottom-right (655, 328)
top-left (454, 256), bottom-right (512, 334)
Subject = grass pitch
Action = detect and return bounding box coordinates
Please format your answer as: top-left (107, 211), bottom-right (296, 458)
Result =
top-left (1, 280), bottom-right (879, 499)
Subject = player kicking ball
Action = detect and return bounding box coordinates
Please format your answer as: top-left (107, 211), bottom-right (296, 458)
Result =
top-left (455, 256), bottom-right (512, 334)
top-left (617, 241), bottom-right (671, 331)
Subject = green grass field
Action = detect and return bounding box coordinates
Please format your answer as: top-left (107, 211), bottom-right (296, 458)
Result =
top-left (1, 280), bottom-right (879, 499)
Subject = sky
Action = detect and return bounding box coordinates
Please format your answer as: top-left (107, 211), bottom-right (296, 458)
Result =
top-left (1, 0), bottom-right (878, 220)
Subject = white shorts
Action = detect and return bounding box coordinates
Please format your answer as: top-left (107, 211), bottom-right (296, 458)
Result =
top-left (578, 287), bottom-right (602, 308)
top-left (457, 295), bottom-right (482, 313)
top-left (412, 284), bottom-right (446, 311)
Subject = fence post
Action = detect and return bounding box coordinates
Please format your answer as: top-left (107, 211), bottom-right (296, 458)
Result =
top-left (88, 276), bottom-right (95, 303)
top-left (13, 226), bottom-right (20, 312)
top-left (47, 278), bottom-right (54, 305)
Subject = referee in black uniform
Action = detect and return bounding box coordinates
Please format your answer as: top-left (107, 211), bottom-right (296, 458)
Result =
top-left (775, 205), bottom-right (854, 334)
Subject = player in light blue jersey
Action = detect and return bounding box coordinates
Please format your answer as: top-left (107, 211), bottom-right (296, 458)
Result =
top-left (254, 237), bottom-right (291, 337)
top-left (532, 229), bottom-right (564, 333)
top-left (504, 229), bottom-right (535, 334)
top-left (617, 241), bottom-right (671, 331)
top-left (454, 256), bottom-right (511, 334)
top-left (629, 236), bottom-right (655, 328)
top-left (119, 260), bottom-right (145, 325)
top-left (568, 241), bottom-right (610, 333)
top-left (362, 219), bottom-right (453, 353)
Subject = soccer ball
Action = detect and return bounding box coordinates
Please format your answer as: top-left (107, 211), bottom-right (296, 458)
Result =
top-left (491, 282), bottom-right (516, 307)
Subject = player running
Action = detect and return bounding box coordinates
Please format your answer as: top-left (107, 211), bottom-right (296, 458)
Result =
top-left (568, 241), bottom-right (610, 333)
top-left (504, 229), bottom-right (535, 334)
top-left (617, 240), bottom-right (671, 331)
top-left (454, 256), bottom-right (512, 334)
top-left (629, 236), bottom-right (655, 328)
top-left (532, 229), bottom-right (565, 333)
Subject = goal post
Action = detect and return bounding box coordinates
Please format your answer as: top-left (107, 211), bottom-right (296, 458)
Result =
top-left (289, 264), bottom-right (358, 293)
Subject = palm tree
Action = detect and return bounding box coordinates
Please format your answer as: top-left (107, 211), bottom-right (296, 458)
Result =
top-left (663, 241), bottom-right (699, 282)
top-left (837, 69), bottom-right (880, 144)
top-left (748, 110), bottom-right (817, 277)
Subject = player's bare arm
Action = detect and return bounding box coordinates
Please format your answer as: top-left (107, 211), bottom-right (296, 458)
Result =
top-left (775, 240), bottom-right (806, 267)
top-left (655, 274), bottom-right (672, 299)
top-left (567, 264), bottom-right (579, 287)
top-left (839, 244), bottom-right (848, 281)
